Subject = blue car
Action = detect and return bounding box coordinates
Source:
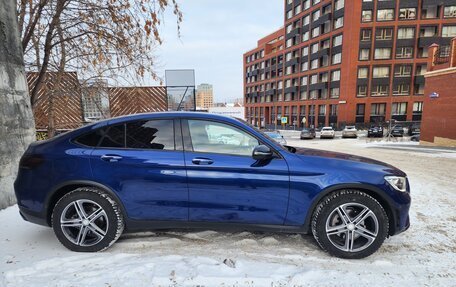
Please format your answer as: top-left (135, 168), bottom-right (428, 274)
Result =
top-left (15, 112), bottom-right (410, 258)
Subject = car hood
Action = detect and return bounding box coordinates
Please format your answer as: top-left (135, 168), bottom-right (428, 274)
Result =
top-left (291, 147), bottom-right (406, 176)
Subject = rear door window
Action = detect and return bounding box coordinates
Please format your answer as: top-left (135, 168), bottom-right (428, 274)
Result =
top-left (126, 120), bottom-right (175, 150)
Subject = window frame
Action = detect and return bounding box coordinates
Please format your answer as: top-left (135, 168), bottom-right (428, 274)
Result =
top-left (73, 118), bottom-right (182, 152)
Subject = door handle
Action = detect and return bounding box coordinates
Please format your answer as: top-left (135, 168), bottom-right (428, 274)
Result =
top-left (101, 155), bottom-right (123, 162)
top-left (192, 158), bottom-right (214, 165)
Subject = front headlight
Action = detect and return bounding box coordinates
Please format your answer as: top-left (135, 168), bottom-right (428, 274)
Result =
top-left (385, 176), bottom-right (407, 192)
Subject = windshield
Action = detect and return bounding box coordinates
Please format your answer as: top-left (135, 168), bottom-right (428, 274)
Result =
top-left (322, 128), bottom-right (333, 131)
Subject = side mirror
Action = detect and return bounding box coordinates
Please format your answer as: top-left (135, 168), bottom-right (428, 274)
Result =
top-left (252, 145), bottom-right (273, 161)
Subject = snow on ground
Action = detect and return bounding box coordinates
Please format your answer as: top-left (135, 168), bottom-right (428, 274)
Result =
top-left (1, 139), bottom-right (456, 286)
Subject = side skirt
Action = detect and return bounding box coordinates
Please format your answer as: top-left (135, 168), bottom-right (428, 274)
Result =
top-left (124, 219), bottom-right (310, 234)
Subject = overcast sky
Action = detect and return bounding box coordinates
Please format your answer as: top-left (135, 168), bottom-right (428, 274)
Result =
top-left (150, 0), bottom-right (284, 103)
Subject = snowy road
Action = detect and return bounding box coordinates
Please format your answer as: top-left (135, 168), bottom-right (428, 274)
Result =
top-left (1, 139), bottom-right (455, 286)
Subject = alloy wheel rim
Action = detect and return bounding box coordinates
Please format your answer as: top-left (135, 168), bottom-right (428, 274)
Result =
top-left (325, 203), bottom-right (379, 252)
top-left (60, 199), bottom-right (109, 247)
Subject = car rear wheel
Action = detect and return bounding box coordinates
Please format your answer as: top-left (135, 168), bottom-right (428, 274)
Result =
top-left (52, 187), bottom-right (124, 252)
top-left (311, 190), bottom-right (389, 259)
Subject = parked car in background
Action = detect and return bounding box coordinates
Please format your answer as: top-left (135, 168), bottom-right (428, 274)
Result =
top-left (408, 124), bottom-right (421, 136)
top-left (367, 125), bottom-right (384, 138)
top-left (390, 125), bottom-right (405, 137)
top-left (14, 112), bottom-right (411, 259)
top-left (410, 134), bottom-right (420, 142)
top-left (342, 126), bottom-right (358, 138)
top-left (320, 127), bottom-right (335, 139)
top-left (264, 131), bottom-right (287, 145)
top-left (300, 128), bottom-right (316, 139)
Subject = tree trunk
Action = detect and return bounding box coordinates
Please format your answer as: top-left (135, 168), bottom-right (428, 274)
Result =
top-left (0, 0), bottom-right (36, 209)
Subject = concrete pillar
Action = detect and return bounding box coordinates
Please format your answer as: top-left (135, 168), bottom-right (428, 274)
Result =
top-left (0, 0), bottom-right (36, 209)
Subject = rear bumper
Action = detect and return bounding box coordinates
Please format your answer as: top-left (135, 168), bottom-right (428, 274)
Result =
top-left (18, 206), bottom-right (49, 227)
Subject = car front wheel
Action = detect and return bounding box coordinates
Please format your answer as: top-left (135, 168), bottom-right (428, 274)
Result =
top-left (311, 190), bottom-right (389, 259)
top-left (52, 187), bottom-right (124, 252)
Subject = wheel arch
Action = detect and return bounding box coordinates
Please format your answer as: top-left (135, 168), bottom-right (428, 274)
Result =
top-left (45, 180), bottom-right (126, 227)
top-left (304, 183), bottom-right (397, 236)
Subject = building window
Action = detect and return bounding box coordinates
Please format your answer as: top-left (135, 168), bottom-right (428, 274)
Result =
top-left (391, 103), bottom-right (408, 115)
top-left (394, 65), bottom-right (412, 77)
top-left (372, 85), bottom-right (389, 96)
top-left (335, 0), bottom-right (344, 10)
top-left (330, 88), bottom-right (340, 99)
top-left (359, 48), bottom-right (370, 61)
top-left (310, 74), bottom-right (318, 85)
top-left (319, 105), bottom-right (326, 116)
top-left (331, 70), bottom-right (341, 81)
top-left (399, 8), bottom-right (416, 20)
top-left (301, 62), bottom-right (309, 71)
top-left (361, 29), bottom-right (372, 41)
top-left (444, 6), bottom-right (456, 18)
top-left (442, 26), bottom-right (456, 37)
top-left (302, 46), bottom-right (309, 57)
top-left (333, 34), bottom-right (343, 47)
top-left (393, 84), bottom-right (410, 96)
top-left (358, 67), bottom-right (369, 78)
top-left (422, 6), bottom-right (439, 19)
top-left (334, 17), bottom-right (344, 29)
top-left (396, 47), bottom-right (413, 59)
top-left (397, 27), bottom-right (415, 39)
top-left (357, 85), bottom-right (368, 97)
top-left (302, 31), bottom-right (310, 41)
top-left (294, 4), bottom-right (302, 15)
top-left (414, 83), bottom-right (425, 95)
top-left (413, 102), bottom-right (423, 113)
top-left (332, 53), bottom-right (342, 64)
top-left (374, 48), bottom-right (392, 60)
top-left (356, 104), bottom-right (365, 116)
top-left (377, 9), bottom-right (395, 21)
top-left (313, 10), bottom-right (320, 21)
top-left (371, 103), bottom-right (387, 115)
top-left (420, 26), bottom-right (438, 37)
top-left (311, 43), bottom-right (319, 54)
top-left (376, 28), bottom-right (393, 40)
top-left (320, 72), bottom-right (329, 83)
top-left (303, 0), bottom-right (310, 10)
top-left (373, 67), bottom-right (390, 78)
top-left (301, 76), bottom-right (308, 86)
top-left (311, 59), bottom-right (319, 69)
top-left (303, 15), bottom-right (310, 26)
top-left (312, 27), bottom-right (320, 38)
top-left (362, 10), bottom-right (373, 22)
top-left (310, 90), bottom-right (318, 99)
top-left (300, 90), bottom-right (308, 100)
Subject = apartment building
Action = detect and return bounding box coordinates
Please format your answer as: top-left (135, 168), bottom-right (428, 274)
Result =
top-left (196, 83), bottom-right (214, 110)
top-left (244, 0), bottom-right (456, 128)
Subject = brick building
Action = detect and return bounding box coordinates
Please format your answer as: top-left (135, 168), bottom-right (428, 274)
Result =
top-left (244, 0), bottom-right (456, 129)
top-left (420, 38), bottom-right (456, 146)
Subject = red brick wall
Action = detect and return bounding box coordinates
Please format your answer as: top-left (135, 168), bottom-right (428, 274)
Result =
top-left (421, 70), bottom-right (456, 143)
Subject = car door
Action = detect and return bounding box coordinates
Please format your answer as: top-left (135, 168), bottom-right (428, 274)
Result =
top-left (89, 118), bottom-right (188, 221)
top-left (182, 118), bottom-right (290, 225)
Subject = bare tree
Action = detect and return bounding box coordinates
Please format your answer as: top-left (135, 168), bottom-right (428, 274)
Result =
top-left (18, 0), bottom-right (182, 136)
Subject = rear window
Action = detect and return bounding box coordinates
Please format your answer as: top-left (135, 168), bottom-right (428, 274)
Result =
top-left (322, 128), bottom-right (333, 131)
top-left (75, 124), bottom-right (125, 148)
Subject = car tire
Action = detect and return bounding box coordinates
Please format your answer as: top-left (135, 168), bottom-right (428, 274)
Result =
top-left (311, 190), bottom-right (389, 259)
top-left (52, 187), bottom-right (124, 252)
